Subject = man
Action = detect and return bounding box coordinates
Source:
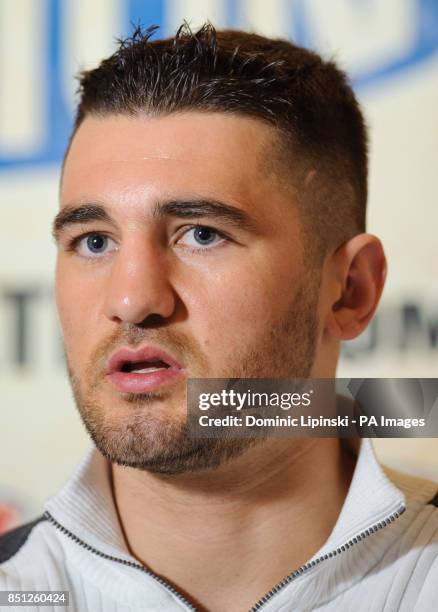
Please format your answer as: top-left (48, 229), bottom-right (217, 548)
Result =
top-left (1, 23), bottom-right (437, 612)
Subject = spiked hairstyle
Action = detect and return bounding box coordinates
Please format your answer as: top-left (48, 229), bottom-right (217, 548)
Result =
top-left (68, 23), bottom-right (368, 264)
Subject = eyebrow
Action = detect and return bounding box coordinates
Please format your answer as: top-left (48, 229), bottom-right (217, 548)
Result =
top-left (52, 204), bottom-right (112, 240)
top-left (52, 199), bottom-right (256, 241)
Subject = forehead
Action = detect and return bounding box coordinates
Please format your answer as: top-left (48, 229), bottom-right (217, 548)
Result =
top-left (61, 112), bottom-right (282, 211)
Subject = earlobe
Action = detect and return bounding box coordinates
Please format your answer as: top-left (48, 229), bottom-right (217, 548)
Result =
top-left (327, 234), bottom-right (387, 341)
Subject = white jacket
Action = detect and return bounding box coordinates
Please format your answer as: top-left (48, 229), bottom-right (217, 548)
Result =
top-left (1, 439), bottom-right (438, 611)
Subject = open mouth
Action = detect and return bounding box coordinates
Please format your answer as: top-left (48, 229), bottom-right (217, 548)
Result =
top-left (120, 360), bottom-right (171, 374)
top-left (106, 346), bottom-right (184, 394)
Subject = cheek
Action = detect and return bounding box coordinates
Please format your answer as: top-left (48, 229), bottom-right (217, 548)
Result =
top-left (56, 263), bottom-right (74, 334)
top-left (55, 260), bottom-right (103, 360)
top-left (183, 258), bottom-right (296, 349)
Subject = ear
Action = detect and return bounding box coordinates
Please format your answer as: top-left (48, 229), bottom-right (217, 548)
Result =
top-left (324, 234), bottom-right (387, 340)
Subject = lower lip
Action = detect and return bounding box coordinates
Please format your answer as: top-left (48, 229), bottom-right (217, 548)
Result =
top-left (107, 367), bottom-right (184, 394)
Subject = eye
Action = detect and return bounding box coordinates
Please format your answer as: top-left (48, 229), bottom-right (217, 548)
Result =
top-left (177, 225), bottom-right (226, 250)
top-left (74, 233), bottom-right (117, 258)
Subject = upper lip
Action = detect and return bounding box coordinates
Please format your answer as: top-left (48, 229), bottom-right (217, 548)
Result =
top-left (106, 345), bottom-right (183, 375)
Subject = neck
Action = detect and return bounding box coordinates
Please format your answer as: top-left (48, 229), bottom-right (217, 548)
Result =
top-left (112, 438), bottom-right (356, 612)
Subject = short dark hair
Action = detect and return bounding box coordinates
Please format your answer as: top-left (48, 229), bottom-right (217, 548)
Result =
top-left (70, 23), bottom-right (368, 264)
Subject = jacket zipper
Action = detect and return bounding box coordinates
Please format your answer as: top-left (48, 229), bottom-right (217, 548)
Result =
top-left (44, 504), bottom-right (405, 612)
top-left (43, 510), bottom-right (198, 611)
top-left (249, 504), bottom-right (406, 611)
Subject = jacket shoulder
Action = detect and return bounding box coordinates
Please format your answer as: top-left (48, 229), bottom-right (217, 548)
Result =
top-left (0, 516), bottom-right (46, 564)
top-left (428, 490), bottom-right (438, 507)
top-left (0, 515), bottom-right (73, 593)
top-left (383, 464), bottom-right (438, 508)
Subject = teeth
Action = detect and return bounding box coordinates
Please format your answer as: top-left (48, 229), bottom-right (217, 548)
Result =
top-left (131, 366), bottom-right (166, 374)
top-left (120, 360), bottom-right (169, 373)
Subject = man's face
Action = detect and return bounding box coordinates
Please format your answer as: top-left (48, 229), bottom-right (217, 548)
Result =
top-left (56, 112), bottom-right (322, 474)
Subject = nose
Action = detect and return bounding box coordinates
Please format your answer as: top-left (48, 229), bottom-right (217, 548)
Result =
top-left (103, 239), bottom-right (176, 325)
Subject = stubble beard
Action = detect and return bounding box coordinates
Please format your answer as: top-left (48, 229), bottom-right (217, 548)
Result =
top-left (67, 275), bottom-right (320, 475)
